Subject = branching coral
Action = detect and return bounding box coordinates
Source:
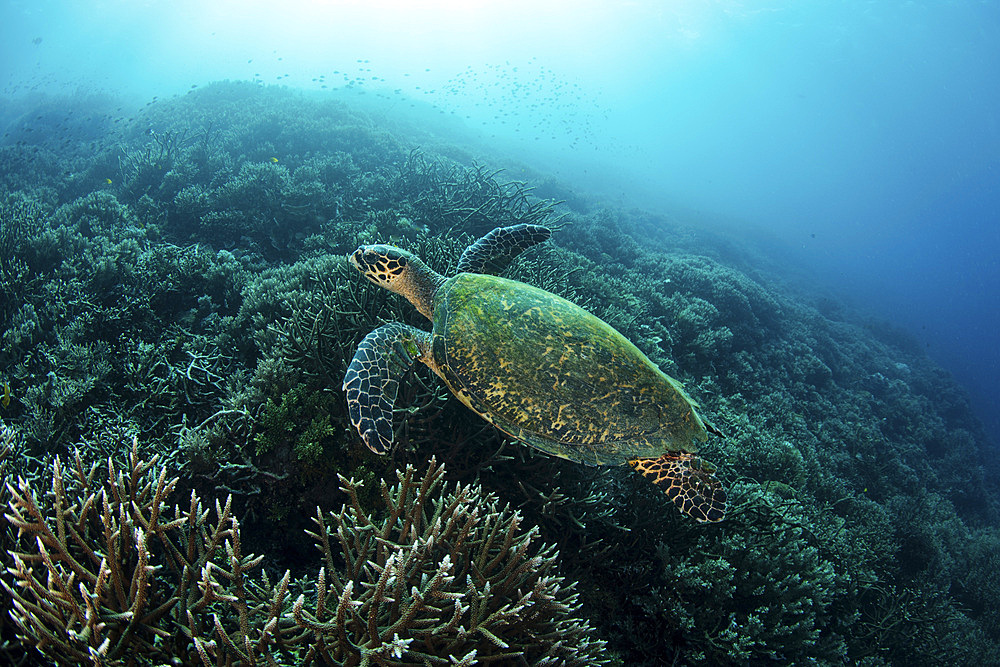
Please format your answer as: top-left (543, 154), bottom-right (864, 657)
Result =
top-left (294, 457), bottom-right (608, 665)
top-left (117, 127), bottom-right (190, 198)
top-left (379, 149), bottom-right (566, 238)
top-left (1, 435), bottom-right (302, 664)
top-left (253, 382), bottom-right (340, 464)
top-left (1, 438), bottom-right (221, 664)
top-left (854, 580), bottom-right (974, 665)
top-left (0, 424), bottom-right (28, 662)
top-left (0, 193), bottom-right (44, 325)
top-left (1, 440), bottom-right (605, 666)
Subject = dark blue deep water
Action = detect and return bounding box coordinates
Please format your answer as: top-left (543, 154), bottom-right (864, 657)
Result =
top-left (1, 2), bottom-right (999, 665)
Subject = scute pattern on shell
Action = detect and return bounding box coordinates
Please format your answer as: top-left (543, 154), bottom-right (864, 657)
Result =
top-left (432, 273), bottom-right (709, 466)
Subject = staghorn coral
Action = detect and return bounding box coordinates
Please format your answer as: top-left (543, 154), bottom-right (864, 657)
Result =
top-left (377, 149), bottom-right (566, 239)
top-left (294, 457), bottom-right (608, 666)
top-left (0, 194), bottom-right (44, 322)
top-left (0, 423), bottom-right (32, 663)
top-left (1, 437), bottom-right (231, 664)
top-left (0, 438), bottom-right (606, 666)
top-left (117, 127), bottom-right (191, 200)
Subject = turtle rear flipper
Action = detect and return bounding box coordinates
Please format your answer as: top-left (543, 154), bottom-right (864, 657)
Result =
top-left (629, 453), bottom-right (727, 523)
top-left (457, 224), bottom-right (551, 275)
top-left (343, 323), bottom-right (431, 454)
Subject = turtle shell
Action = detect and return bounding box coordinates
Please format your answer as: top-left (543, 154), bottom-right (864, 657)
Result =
top-left (431, 273), bottom-right (710, 466)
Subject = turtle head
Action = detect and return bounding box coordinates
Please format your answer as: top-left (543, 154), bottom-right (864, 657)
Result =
top-left (349, 244), bottom-right (444, 320)
top-left (349, 244), bottom-right (417, 293)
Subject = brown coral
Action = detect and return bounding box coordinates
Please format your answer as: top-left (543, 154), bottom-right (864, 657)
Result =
top-left (294, 457), bottom-right (607, 665)
top-left (1, 438), bottom-right (233, 664)
top-left (1, 438), bottom-right (605, 666)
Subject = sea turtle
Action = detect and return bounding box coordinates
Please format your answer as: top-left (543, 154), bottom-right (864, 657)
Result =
top-left (343, 224), bottom-right (727, 522)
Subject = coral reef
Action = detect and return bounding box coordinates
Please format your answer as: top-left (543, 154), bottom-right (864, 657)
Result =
top-left (1, 81), bottom-right (998, 665)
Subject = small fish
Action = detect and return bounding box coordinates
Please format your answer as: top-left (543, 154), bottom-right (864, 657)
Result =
top-left (1, 381), bottom-right (10, 408)
top-left (105, 178), bottom-right (112, 184)
top-left (270, 157), bottom-right (279, 163)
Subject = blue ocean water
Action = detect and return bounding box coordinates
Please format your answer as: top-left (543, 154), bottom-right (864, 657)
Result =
top-left (2, 0), bottom-right (997, 442)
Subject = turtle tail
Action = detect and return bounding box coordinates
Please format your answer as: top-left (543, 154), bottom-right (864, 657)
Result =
top-left (629, 452), bottom-right (727, 523)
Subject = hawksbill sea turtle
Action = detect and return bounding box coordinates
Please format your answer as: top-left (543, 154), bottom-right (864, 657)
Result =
top-left (343, 224), bottom-right (727, 522)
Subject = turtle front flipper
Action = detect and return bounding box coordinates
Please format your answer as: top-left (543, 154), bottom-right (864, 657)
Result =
top-left (457, 224), bottom-right (551, 275)
top-left (343, 323), bottom-right (432, 454)
top-left (629, 453), bottom-right (727, 523)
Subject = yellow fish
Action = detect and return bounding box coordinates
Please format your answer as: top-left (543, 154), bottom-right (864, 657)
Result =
top-left (270, 157), bottom-right (279, 163)
top-left (105, 178), bottom-right (113, 185)
top-left (1, 381), bottom-right (9, 409)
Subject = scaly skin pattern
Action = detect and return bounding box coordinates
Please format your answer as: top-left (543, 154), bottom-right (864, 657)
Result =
top-left (432, 273), bottom-right (710, 466)
top-left (342, 322), bottom-right (431, 455)
top-left (629, 453), bottom-right (726, 523)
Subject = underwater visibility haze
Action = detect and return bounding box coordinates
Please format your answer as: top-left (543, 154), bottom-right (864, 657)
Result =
top-left (1, 1), bottom-right (999, 665)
